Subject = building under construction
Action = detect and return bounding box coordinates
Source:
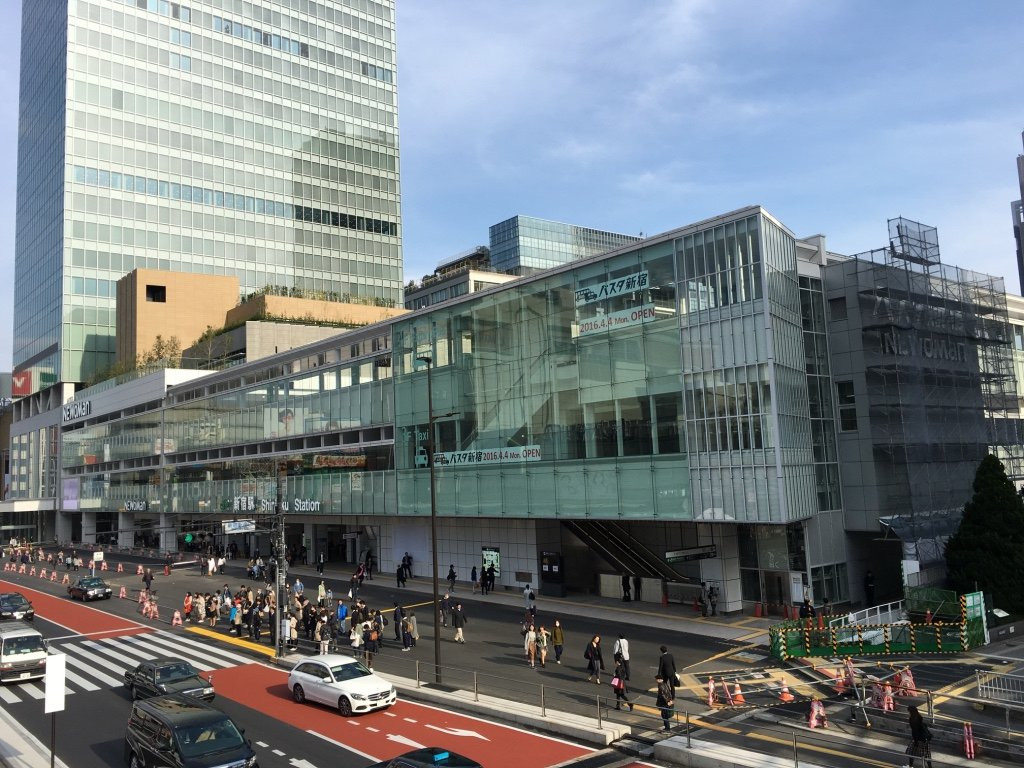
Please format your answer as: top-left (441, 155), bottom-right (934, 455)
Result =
top-left (824, 218), bottom-right (1021, 585)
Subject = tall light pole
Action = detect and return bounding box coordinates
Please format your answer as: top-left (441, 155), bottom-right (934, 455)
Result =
top-left (417, 354), bottom-right (443, 684)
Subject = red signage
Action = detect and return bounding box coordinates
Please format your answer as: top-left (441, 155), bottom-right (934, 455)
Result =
top-left (11, 370), bottom-right (31, 397)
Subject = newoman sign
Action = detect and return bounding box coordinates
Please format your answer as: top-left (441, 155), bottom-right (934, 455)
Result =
top-left (434, 446), bottom-right (542, 466)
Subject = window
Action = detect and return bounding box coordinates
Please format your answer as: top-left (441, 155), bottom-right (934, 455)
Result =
top-left (146, 285), bottom-right (167, 303)
top-left (828, 297), bottom-right (847, 321)
top-left (836, 381), bottom-right (856, 431)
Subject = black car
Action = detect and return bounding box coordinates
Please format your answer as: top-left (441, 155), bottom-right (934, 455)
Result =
top-left (124, 659), bottom-right (215, 701)
top-left (367, 748), bottom-right (483, 768)
top-left (68, 576), bottom-right (113, 601)
top-left (124, 694), bottom-right (257, 768)
top-left (0, 592), bottom-right (34, 622)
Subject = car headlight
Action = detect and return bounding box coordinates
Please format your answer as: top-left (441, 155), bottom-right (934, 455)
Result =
top-left (246, 757), bottom-right (258, 768)
top-left (390, 687), bottom-right (396, 697)
top-left (351, 693), bottom-right (367, 701)
top-left (158, 684), bottom-right (167, 693)
top-left (203, 687), bottom-right (214, 696)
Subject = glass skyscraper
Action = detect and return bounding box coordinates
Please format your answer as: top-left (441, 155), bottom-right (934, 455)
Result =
top-left (489, 215), bottom-right (641, 275)
top-left (13, 0), bottom-right (401, 392)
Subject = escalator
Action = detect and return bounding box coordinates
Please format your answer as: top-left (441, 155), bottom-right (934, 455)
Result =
top-left (562, 519), bottom-right (692, 583)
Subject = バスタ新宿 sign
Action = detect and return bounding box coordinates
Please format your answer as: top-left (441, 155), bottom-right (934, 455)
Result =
top-left (574, 271), bottom-right (649, 307)
top-left (434, 446), bottom-right (542, 466)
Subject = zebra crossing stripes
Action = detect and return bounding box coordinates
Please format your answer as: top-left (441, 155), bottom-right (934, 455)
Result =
top-left (0, 630), bottom-right (249, 706)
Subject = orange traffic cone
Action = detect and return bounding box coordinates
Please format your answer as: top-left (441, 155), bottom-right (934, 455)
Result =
top-left (754, 602), bottom-right (763, 617)
top-left (119, 586), bottom-right (127, 599)
top-left (29, 566), bottom-right (36, 577)
top-left (50, 571), bottom-right (57, 582)
top-left (39, 568), bottom-right (47, 580)
top-left (817, 612), bottom-right (824, 630)
top-left (834, 669), bottom-right (848, 694)
top-left (117, 562), bottom-right (124, 573)
top-left (779, 678), bottom-right (795, 703)
top-left (732, 683), bottom-right (746, 705)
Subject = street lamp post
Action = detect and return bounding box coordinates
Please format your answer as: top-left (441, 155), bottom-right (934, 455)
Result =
top-left (417, 354), bottom-right (443, 684)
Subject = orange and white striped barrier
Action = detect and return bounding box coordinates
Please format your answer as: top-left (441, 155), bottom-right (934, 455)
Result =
top-left (38, 568), bottom-right (47, 580)
top-left (963, 722), bottom-right (975, 759)
top-left (721, 679), bottom-right (734, 706)
top-left (18, 564), bottom-right (26, 574)
top-left (778, 677), bottom-right (795, 703)
top-left (809, 698), bottom-right (828, 728)
top-left (28, 566), bottom-right (36, 577)
top-left (172, 611), bottom-right (183, 627)
top-left (61, 574), bottom-right (70, 585)
top-left (49, 571), bottom-right (57, 582)
top-left (138, 590), bottom-right (148, 607)
top-left (100, 561), bottom-right (108, 572)
top-left (3, 563), bottom-right (9, 572)
top-left (882, 682), bottom-right (894, 712)
top-left (136, 564), bottom-right (144, 576)
top-left (119, 586), bottom-right (127, 599)
top-left (707, 676), bottom-right (717, 707)
top-left (149, 602), bottom-right (159, 620)
top-left (117, 562), bottom-right (124, 573)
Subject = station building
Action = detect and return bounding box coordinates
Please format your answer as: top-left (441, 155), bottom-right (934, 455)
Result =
top-left (6, 207), bottom-right (1024, 613)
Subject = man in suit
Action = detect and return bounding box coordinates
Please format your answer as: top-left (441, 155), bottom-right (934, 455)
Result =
top-left (657, 645), bottom-right (678, 692)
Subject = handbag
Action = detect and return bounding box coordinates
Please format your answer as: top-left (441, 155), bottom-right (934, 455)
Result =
top-left (611, 676), bottom-right (622, 689)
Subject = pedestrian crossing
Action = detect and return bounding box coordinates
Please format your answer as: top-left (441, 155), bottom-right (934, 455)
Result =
top-left (0, 630), bottom-right (252, 706)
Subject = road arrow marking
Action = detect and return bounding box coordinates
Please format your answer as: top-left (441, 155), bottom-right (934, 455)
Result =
top-left (424, 725), bottom-right (489, 741)
top-left (387, 733), bottom-right (426, 749)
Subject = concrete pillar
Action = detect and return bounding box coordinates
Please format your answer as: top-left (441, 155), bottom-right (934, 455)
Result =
top-left (118, 511), bottom-right (134, 549)
top-left (55, 511), bottom-right (73, 545)
top-left (81, 510), bottom-right (97, 546)
top-left (158, 513), bottom-right (176, 553)
top-left (303, 522), bottom-right (314, 564)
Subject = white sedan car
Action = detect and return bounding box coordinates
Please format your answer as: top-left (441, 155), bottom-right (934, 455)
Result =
top-left (287, 655), bottom-right (396, 716)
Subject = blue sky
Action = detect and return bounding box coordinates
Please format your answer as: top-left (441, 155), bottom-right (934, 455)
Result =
top-left (0, 1), bottom-right (1021, 369)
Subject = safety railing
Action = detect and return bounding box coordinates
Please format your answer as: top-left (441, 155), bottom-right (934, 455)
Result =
top-left (770, 615), bottom-right (984, 659)
top-left (828, 599), bottom-right (906, 630)
top-left (978, 670), bottom-right (1024, 708)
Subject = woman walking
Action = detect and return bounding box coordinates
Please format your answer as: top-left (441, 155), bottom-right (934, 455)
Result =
top-left (585, 635), bottom-right (604, 683)
top-left (524, 623), bottom-right (538, 668)
top-left (552, 619), bottom-right (565, 664)
top-left (537, 625), bottom-right (550, 668)
top-left (906, 705), bottom-right (933, 768)
top-left (656, 675), bottom-right (675, 731)
top-left (611, 657), bottom-right (634, 710)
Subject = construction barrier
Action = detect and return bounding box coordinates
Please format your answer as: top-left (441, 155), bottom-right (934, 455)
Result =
top-left (28, 566), bottom-right (36, 577)
top-left (119, 586), bottom-right (127, 599)
top-left (117, 562), bottom-right (124, 573)
top-left (38, 569), bottom-right (47, 580)
top-left (100, 561), bottom-right (108, 572)
top-left (963, 722), bottom-right (975, 759)
top-left (808, 698), bottom-right (828, 728)
top-left (770, 615), bottom-right (984, 660)
top-left (61, 574), bottom-right (70, 585)
top-left (136, 564), bottom-right (144, 576)
top-left (49, 571), bottom-right (57, 582)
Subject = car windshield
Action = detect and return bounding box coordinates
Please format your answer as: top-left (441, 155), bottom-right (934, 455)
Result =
top-left (2, 636), bottom-right (45, 655)
top-left (174, 719), bottom-right (244, 758)
top-left (156, 663), bottom-right (198, 683)
top-left (0, 596), bottom-right (29, 610)
top-left (330, 661), bottom-right (373, 682)
top-left (80, 579), bottom-right (103, 588)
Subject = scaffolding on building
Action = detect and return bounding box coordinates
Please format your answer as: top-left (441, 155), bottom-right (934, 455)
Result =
top-left (852, 218), bottom-right (1020, 560)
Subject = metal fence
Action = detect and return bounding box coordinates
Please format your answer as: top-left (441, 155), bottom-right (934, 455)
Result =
top-left (978, 670), bottom-right (1024, 708)
top-left (770, 617), bottom-right (984, 660)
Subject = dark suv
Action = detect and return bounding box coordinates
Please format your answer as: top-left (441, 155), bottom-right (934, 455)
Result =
top-left (124, 694), bottom-right (257, 768)
top-left (0, 593), bottom-right (34, 622)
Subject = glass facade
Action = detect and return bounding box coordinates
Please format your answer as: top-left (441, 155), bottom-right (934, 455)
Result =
top-left (13, 0), bottom-right (401, 390)
top-left (488, 215), bottom-right (642, 275)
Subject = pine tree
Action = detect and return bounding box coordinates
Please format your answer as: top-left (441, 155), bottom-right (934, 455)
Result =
top-left (945, 454), bottom-right (1024, 612)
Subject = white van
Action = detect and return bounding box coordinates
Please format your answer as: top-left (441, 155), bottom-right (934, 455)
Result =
top-left (0, 624), bottom-right (47, 683)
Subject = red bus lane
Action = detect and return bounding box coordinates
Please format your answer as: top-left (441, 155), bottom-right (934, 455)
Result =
top-left (0, 579), bottom-right (147, 638)
top-left (212, 664), bottom-right (593, 768)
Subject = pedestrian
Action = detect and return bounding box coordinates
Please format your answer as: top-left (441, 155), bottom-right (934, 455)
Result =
top-left (293, 577), bottom-right (305, 597)
top-left (486, 563), bottom-right (496, 594)
top-left (613, 633), bottom-right (631, 680)
top-left (317, 550), bottom-right (325, 575)
top-left (288, 612), bottom-right (299, 651)
top-left (451, 602), bottom-right (467, 643)
top-left (612, 658), bottom-right (634, 710)
top-left (621, 573), bottom-right (631, 602)
top-left (708, 585), bottom-right (719, 616)
top-left (349, 621), bottom-right (363, 655)
top-left (183, 592), bottom-right (193, 623)
top-left (318, 580), bottom-right (327, 607)
top-left (408, 610), bottom-right (419, 645)
top-left (336, 600), bottom-right (349, 635)
top-left (207, 594), bottom-right (218, 628)
top-left (864, 570), bottom-right (876, 606)
top-left (362, 622), bottom-right (378, 669)
top-left (906, 705), bottom-right (933, 768)
top-left (440, 592), bottom-right (452, 627)
top-left (537, 625), bottom-right (550, 667)
top-left (633, 574), bottom-right (642, 602)
top-left (657, 645), bottom-right (678, 692)
top-left (393, 602), bottom-right (405, 642)
top-left (401, 615), bottom-right (413, 650)
top-left (405, 552), bottom-right (414, 579)
top-left (447, 564), bottom-right (457, 592)
top-left (656, 675), bottom-right (675, 730)
top-left (396, 562), bottom-right (406, 588)
top-left (524, 584), bottom-right (537, 616)
top-left (522, 583), bottom-right (532, 610)
top-left (250, 600), bottom-right (262, 641)
top-left (699, 582), bottom-right (709, 616)
top-left (552, 619), bottom-right (565, 664)
top-left (316, 615), bottom-right (330, 655)
top-left (143, 568), bottom-right (153, 591)
top-left (524, 623), bottom-right (537, 667)
top-left (584, 635), bottom-right (604, 683)
top-left (471, 566), bottom-right (478, 594)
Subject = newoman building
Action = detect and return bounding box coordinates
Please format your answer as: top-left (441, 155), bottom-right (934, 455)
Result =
top-left (17, 207), bottom-right (1024, 613)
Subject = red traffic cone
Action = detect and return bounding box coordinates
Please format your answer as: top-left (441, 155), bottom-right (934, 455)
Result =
top-left (779, 677), bottom-right (795, 703)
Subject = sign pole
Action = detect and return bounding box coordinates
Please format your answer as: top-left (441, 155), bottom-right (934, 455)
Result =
top-left (50, 712), bottom-right (56, 768)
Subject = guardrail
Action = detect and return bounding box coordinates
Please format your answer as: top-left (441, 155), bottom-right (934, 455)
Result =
top-left (978, 670), bottom-right (1024, 708)
top-left (828, 599), bottom-right (906, 630)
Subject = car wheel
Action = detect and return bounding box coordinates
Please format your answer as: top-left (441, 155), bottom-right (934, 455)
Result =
top-left (292, 684), bottom-right (305, 704)
top-left (128, 684), bottom-right (137, 700)
top-left (338, 696), bottom-right (352, 716)
top-left (128, 750), bottom-right (144, 768)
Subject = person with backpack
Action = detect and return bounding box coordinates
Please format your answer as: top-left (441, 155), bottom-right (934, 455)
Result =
top-left (362, 621), bottom-right (379, 670)
top-left (447, 564), bottom-right (457, 592)
top-left (584, 635), bottom-right (604, 683)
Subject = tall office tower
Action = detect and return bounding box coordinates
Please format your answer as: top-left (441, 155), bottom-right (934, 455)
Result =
top-left (12, 0), bottom-right (401, 392)
top-left (1014, 131), bottom-right (1024, 294)
top-left (488, 215), bottom-right (642, 276)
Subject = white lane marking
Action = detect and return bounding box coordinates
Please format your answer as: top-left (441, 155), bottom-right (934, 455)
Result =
top-left (383, 711), bottom-right (396, 717)
top-left (119, 633), bottom-right (216, 671)
top-left (158, 630), bottom-right (253, 666)
top-left (19, 682), bottom-right (45, 700)
top-left (256, 741), bottom-right (269, 748)
top-left (60, 643), bottom-right (128, 686)
top-left (272, 749), bottom-right (285, 756)
top-left (307, 731), bottom-right (377, 763)
top-left (0, 686), bottom-right (21, 704)
top-left (424, 725), bottom-right (488, 740)
top-left (61, 665), bottom-right (101, 691)
top-left (85, 636), bottom-right (153, 665)
top-left (365, 727), bottom-right (379, 733)
top-left (403, 718), bottom-right (417, 723)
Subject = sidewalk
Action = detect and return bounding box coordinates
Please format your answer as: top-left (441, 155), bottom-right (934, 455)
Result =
top-left (285, 560), bottom-right (773, 645)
